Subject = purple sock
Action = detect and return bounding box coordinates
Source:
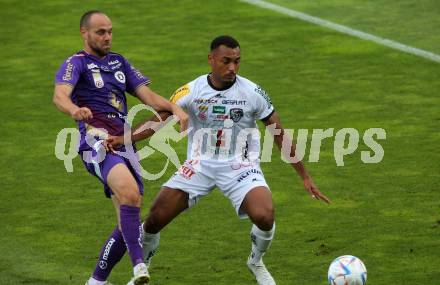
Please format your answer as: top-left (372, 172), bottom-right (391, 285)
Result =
top-left (120, 205), bottom-right (144, 266)
top-left (92, 227), bottom-right (127, 281)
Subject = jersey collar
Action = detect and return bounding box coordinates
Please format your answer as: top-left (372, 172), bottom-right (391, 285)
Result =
top-left (207, 74), bottom-right (236, 91)
top-left (80, 50), bottom-right (109, 61)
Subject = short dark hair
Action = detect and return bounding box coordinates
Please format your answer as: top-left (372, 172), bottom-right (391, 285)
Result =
top-left (80, 10), bottom-right (103, 28)
top-left (210, 35), bottom-right (240, 51)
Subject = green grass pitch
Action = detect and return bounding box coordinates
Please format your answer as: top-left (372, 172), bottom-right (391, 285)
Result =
top-left (0, 0), bottom-right (439, 284)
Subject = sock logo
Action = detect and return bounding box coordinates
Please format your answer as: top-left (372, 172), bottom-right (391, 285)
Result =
top-left (99, 237), bottom-right (116, 269)
top-left (250, 232), bottom-right (257, 245)
top-left (138, 225), bottom-right (143, 248)
top-left (99, 260), bottom-right (108, 270)
top-left (146, 249), bottom-right (157, 262)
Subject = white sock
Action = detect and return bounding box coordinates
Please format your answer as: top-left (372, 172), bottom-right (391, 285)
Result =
top-left (141, 225), bottom-right (160, 267)
top-left (87, 277), bottom-right (107, 285)
top-left (250, 223), bottom-right (275, 264)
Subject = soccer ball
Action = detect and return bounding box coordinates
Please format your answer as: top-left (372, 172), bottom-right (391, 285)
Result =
top-left (328, 255), bottom-right (367, 285)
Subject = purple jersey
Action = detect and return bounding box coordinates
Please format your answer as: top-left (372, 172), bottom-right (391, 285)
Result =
top-left (55, 50), bottom-right (150, 150)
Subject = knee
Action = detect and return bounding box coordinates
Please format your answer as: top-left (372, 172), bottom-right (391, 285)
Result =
top-left (118, 186), bottom-right (142, 206)
top-left (252, 207), bottom-right (275, 231)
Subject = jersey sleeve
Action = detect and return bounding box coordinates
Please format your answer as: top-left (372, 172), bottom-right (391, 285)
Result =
top-left (253, 85), bottom-right (275, 120)
top-left (169, 83), bottom-right (192, 109)
top-left (55, 55), bottom-right (83, 86)
top-left (123, 58), bottom-right (151, 95)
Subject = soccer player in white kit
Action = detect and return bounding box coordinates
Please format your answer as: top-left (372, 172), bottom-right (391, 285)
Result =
top-left (109, 35), bottom-right (330, 285)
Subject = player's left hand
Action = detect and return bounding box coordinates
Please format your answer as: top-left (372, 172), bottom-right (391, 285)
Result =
top-left (303, 177), bottom-right (331, 204)
top-left (103, 135), bottom-right (124, 153)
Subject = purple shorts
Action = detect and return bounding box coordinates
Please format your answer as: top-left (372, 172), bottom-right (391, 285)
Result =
top-left (80, 143), bottom-right (144, 198)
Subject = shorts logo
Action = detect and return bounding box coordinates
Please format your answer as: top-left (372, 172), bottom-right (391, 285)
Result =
top-left (115, 71), bottom-right (126, 83)
top-left (178, 165), bottom-right (196, 179)
top-left (230, 108), bottom-right (243, 122)
top-left (213, 105), bottom-right (226, 114)
top-left (237, 169), bottom-right (262, 182)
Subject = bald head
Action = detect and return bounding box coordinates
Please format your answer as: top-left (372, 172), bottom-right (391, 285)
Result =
top-left (80, 11), bottom-right (112, 58)
top-left (80, 10), bottom-right (107, 28)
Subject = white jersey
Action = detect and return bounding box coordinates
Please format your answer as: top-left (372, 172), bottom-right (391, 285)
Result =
top-left (171, 74), bottom-right (274, 162)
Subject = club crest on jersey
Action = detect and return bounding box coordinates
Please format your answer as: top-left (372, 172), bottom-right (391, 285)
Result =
top-left (230, 108), bottom-right (244, 122)
top-left (114, 71), bottom-right (126, 83)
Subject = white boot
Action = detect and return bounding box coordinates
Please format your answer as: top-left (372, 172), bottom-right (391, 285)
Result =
top-left (85, 277), bottom-right (114, 285)
top-left (247, 255), bottom-right (276, 285)
top-left (126, 262), bottom-right (150, 285)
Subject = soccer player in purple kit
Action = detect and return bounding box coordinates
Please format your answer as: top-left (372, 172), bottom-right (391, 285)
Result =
top-left (53, 11), bottom-right (188, 285)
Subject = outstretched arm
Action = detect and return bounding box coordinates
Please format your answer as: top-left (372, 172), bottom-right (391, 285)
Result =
top-left (53, 84), bottom-right (93, 121)
top-left (134, 85), bottom-right (188, 132)
top-left (262, 112), bottom-right (331, 203)
top-left (104, 111), bottom-right (173, 152)
top-left (105, 85), bottom-right (188, 152)
top-left (131, 111), bottom-right (173, 142)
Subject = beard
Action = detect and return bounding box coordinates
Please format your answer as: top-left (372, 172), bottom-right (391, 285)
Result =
top-left (222, 73), bottom-right (236, 84)
top-left (88, 36), bottom-right (111, 57)
top-left (90, 44), bottom-right (110, 57)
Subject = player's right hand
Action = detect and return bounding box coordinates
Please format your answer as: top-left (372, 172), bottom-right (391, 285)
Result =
top-left (103, 135), bottom-right (124, 153)
top-left (303, 177), bottom-right (331, 204)
top-left (172, 107), bottom-right (189, 133)
top-left (71, 107), bottom-right (93, 121)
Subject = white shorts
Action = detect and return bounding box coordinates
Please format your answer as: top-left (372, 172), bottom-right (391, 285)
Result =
top-left (162, 159), bottom-right (270, 218)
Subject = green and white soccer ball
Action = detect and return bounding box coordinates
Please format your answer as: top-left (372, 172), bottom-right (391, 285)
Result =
top-left (328, 255), bottom-right (367, 285)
